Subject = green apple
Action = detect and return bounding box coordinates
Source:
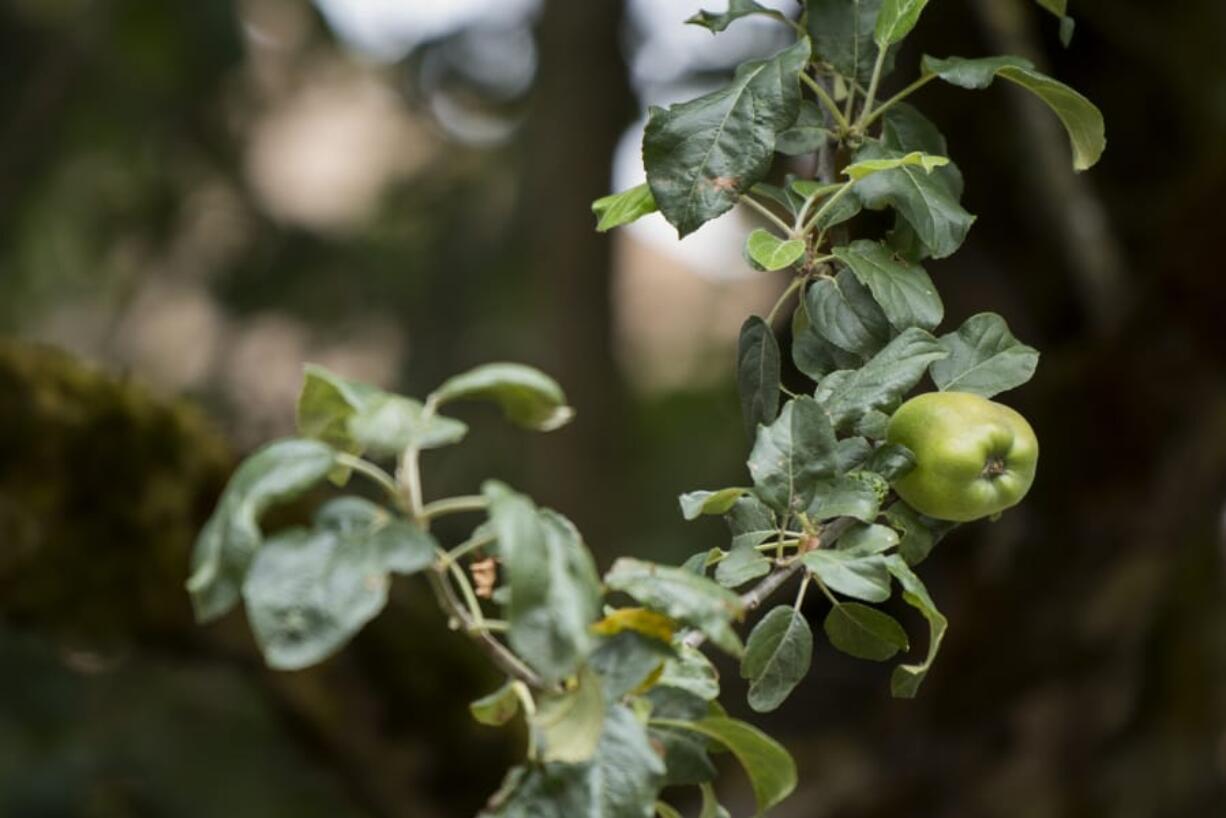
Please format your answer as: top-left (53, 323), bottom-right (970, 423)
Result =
top-left (885, 392), bottom-right (1038, 522)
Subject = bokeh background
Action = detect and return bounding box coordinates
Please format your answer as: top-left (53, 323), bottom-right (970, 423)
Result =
top-left (2, 1), bottom-right (1225, 816)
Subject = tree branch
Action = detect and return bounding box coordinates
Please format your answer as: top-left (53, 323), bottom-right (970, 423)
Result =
top-left (684, 516), bottom-right (857, 648)
top-left (425, 568), bottom-right (546, 690)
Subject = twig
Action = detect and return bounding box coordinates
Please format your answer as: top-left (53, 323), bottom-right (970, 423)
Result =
top-left (683, 517), bottom-right (857, 648)
top-left (425, 568), bottom-right (546, 689)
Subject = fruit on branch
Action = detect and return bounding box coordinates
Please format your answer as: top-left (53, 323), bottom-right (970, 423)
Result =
top-left (886, 392), bottom-right (1038, 522)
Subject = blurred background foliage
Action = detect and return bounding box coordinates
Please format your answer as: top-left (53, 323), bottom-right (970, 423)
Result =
top-left (1, 0), bottom-right (1224, 816)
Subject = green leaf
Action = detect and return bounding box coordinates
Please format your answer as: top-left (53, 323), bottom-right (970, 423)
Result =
top-left (806, 474), bottom-right (881, 522)
top-left (884, 555), bottom-right (948, 697)
top-left (805, 270), bottom-right (891, 358)
top-left (314, 496), bottom-right (436, 575)
top-left (875, 0), bottom-right (930, 47)
top-left (836, 522), bottom-right (901, 556)
top-left (792, 292), bottom-right (865, 380)
top-left (471, 680), bottom-right (526, 727)
top-left (680, 488), bottom-right (750, 520)
top-left (485, 482), bottom-right (602, 683)
top-left (688, 0), bottom-right (794, 32)
top-left (590, 631), bottom-right (673, 700)
top-left (880, 104), bottom-right (964, 196)
top-left (593, 183), bottom-right (658, 232)
top-left (432, 363), bottom-right (574, 432)
top-left (298, 365), bottom-right (467, 458)
top-left (187, 439), bottom-right (336, 623)
top-left (804, 551), bottom-right (892, 603)
top-left (883, 501), bottom-right (955, 565)
top-left (854, 142), bottom-right (976, 259)
top-left (836, 436), bottom-right (873, 471)
top-left (823, 602), bottom-right (909, 661)
top-left (737, 316), bottom-right (782, 440)
top-left (741, 606), bottom-right (813, 712)
top-left (921, 55), bottom-right (1105, 171)
top-left (647, 687), bottom-right (718, 786)
top-left (775, 100), bottom-right (831, 156)
top-left (745, 229), bottom-right (805, 271)
top-left (714, 545), bottom-right (772, 588)
top-left (658, 641), bottom-right (721, 700)
top-left (747, 396), bottom-right (839, 513)
top-left (725, 495), bottom-right (778, 551)
top-left (843, 150), bottom-right (949, 180)
top-left (605, 558), bottom-right (746, 657)
top-left (534, 666), bottom-right (606, 763)
top-left (644, 38), bottom-right (810, 236)
top-left (930, 312), bottom-right (1039, 397)
top-left (241, 526), bottom-right (391, 670)
top-left (649, 717), bottom-right (797, 815)
top-left (864, 442), bottom-right (916, 483)
top-left (807, 0), bottom-right (894, 86)
top-left (814, 327), bottom-right (948, 431)
top-left (833, 239), bottom-right (944, 332)
top-left (481, 705), bottom-right (665, 818)
top-left (655, 803), bottom-right (683, 818)
top-left (1031, 0), bottom-right (1074, 46)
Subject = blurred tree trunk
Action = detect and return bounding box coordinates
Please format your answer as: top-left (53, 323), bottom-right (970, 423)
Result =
top-left (520, 0), bottom-right (636, 545)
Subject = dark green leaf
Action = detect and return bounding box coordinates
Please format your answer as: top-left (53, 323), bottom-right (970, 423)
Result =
top-left (241, 526), bottom-right (390, 670)
top-left (805, 270), bottom-right (891, 358)
top-left (748, 396), bottom-right (839, 513)
top-left (688, 0), bottom-right (794, 32)
top-left (880, 103), bottom-right (964, 201)
top-left (833, 240), bottom-right (944, 332)
top-left (593, 184), bottom-right (658, 232)
top-left (648, 717), bottom-right (797, 815)
top-left (875, 0), bottom-right (930, 47)
top-left (823, 602), bottom-right (908, 660)
top-left (814, 327), bottom-right (947, 431)
top-left (806, 474), bottom-right (881, 522)
top-left (862, 441), bottom-right (916, 481)
top-left (854, 142), bottom-right (976, 259)
top-left (745, 229), bottom-right (805, 271)
top-left (485, 482), bottom-right (602, 683)
top-left (885, 555), bottom-right (948, 697)
top-left (432, 363), bottom-right (574, 432)
top-left (883, 501), bottom-right (955, 565)
top-left (605, 559), bottom-right (746, 657)
top-left (806, 0), bottom-right (894, 86)
top-left (792, 288), bottom-right (865, 380)
top-left (680, 488), bottom-right (750, 520)
top-left (714, 545), bottom-right (772, 588)
top-left (921, 55), bottom-right (1105, 170)
top-left (930, 312), bottom-right (1039, 397)
top-left (481, 704), bottom-right (665, 818)
top-left (187, 439), bottom-right (336, 622)
top-left (737, 315), bottom-right (782, 440)
top-left (775, 100), bottom-right (830, 156)
top-left (836, 436), bottom-right (873, 472)
top-left (471, 680), bottom-right (525, 727)
top-left (644, 39), bottom-right (810, 236)
top-left (726, 495), bottom-right (778, 551)
top-left (803, 551), bottom-right (892, 602)
top-left (741, 606), bottom-right (813, 712)
top-left (590, 631), bottom-right (673, 700)
top-left (811, 187), bottom-right (864, 229)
